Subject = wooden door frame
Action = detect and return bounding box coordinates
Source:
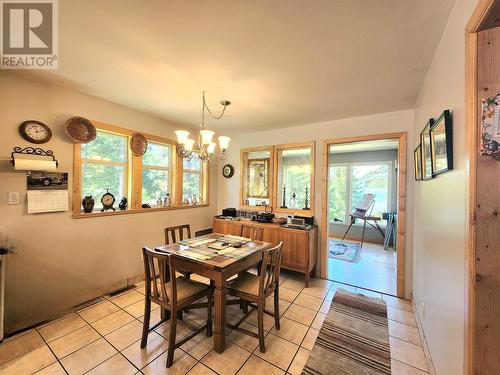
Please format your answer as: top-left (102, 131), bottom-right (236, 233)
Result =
top-left (320, 132), bottom-right (407, 298)
top-left (465, 1), bottom-right (497, 374)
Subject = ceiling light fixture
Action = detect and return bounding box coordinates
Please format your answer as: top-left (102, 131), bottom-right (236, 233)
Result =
top-left (175, 92), bottom-right (231, 163)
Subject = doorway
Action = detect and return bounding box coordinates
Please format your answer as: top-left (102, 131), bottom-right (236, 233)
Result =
top-left (321, 133), bottom-right (406, 298)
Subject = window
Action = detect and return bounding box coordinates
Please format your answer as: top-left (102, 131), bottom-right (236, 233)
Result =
top-left (329, 162), bottom-right (392, 225)
top-left (74, 121), bottom-right (208, 216)
top-left (142, 142), bottom-right (173, 207)
top-left (81, 131), bottom-right (128, 210)
top-left (276, 144), bottom-right (314, 212)
top-left (182, 158), bottom-right (204, 204)
top-left (241, 148), bottom-right (272, 207)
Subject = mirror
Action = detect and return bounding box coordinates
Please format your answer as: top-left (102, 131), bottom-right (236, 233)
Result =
top-left (241, 148), bottom-right (272, 207)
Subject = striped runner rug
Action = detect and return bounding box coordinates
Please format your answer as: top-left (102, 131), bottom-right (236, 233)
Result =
top-left (302, 289), bottom-right (391, 374)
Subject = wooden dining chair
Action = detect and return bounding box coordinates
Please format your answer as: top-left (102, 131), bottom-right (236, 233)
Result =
top-left (225, 241), bottom-right (283, 353)
top-left (141, 247), bottom-right (213, 368)
top-left (165, 224), bottom-right (191, 245)
top-left (240, 225), bottom-right (263, 241)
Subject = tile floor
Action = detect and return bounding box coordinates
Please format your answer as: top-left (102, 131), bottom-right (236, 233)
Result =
top-left (328, 239), bottom-right (397, 295)
top-left (0, 271), bottom-right (429, 375)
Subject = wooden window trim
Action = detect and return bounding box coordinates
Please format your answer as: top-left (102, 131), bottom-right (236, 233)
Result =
top-left (72, 120), bottom-right (208, 218)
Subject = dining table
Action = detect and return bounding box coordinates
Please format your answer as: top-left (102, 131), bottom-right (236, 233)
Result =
top-left (155, 232), bottom-right (272, 353)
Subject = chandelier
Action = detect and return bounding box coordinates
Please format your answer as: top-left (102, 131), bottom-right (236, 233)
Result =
top-left (175, 92), bottom-right (231, 162)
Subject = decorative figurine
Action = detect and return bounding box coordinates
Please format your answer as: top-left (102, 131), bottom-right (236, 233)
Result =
top-left (280, 185), bottom-right (288, 208)
top-left (192, 194), bottom-right (198, 205)
top-left (82, 196), bottom-right (94, 213)
top-left (303, 187), bottom-right (310, 210)
top-left (164, 193), bottom-right (171, 207)
top-left (119, 197), bottom-right (128, 210)
top-left (290, 192), bottom-right (297, 208)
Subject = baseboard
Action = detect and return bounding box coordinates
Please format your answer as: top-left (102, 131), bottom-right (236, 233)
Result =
top-left (412, 297), bottom-right (437, 375)
top-left (5, 272), bottom-right (145, 338)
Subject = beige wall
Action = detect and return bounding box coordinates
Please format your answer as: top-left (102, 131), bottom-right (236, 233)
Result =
top-left (216, 109), bottom-right (414, 298)
top-left (0, 72), bottom-right (218, 333)
top-left (411, 0), bottom-right (478, 374)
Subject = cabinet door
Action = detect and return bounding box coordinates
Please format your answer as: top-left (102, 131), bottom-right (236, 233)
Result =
top-left (279, 230), bottom-right (307, 271)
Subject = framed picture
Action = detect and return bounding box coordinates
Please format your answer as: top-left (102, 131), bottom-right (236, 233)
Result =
top-left (480, 93), bottom-right (500, 160)
top-left (431, 110), bottom-right (453, 176)
top-left (420, 119), bottom-right (434, 180)
top-left (414, 144), bottom-right (423, 181)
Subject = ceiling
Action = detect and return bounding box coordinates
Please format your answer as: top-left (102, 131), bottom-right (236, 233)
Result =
top-left (24, 0), bottom-right (455, 131)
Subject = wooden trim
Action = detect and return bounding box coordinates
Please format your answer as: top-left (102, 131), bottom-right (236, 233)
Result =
top-left (464, 1), bottom-right (497, 373)
top-left (72, 144), bottom-right (82, 215)
top-left (273, 141), bottom-right (316, 215)
top-left (72, 204), bottom-right (210, 219)
top-left (131, 154), bottom-right (142, 209)
top-left (465, 30), bottom-right (478, 375)
top-left (72, 119), bottom-right (208, 216)
top-left (320, 132), bottom-right (406, 298)
top-left (466, 0), bottom-right (496, 32)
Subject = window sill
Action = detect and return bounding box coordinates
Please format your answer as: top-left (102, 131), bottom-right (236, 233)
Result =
top-left (72, 204), bottom-right (209, 219)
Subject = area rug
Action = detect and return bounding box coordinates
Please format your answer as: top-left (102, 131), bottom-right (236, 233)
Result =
top-left (329, 240), bottom-right (361, 263)
top-left (302, 289), bottom-right (391, 375)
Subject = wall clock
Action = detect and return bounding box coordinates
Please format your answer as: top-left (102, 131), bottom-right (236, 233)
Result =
top-left (19, 120), bottom-right (52, 144)
top-left (130, 133), bottom-right (148, 156)
top-left (222, 164), bottom-right (234, 178)
top-left (64, 116), bottom-right (97, 144)
top-left (101, 190), bottom-right (116, 212)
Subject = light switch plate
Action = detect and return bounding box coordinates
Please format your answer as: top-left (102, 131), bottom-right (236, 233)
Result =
top-left (8, 192), bottom-right (20, 205)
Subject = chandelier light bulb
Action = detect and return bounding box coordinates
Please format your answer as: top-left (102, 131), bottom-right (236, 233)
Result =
top-left (175, 130), bottom-right (190, 145)
top-left (200, 130), bottom-right (215, 146)
top-left (184, 138), bottom-right (195, 152)
top-left (207, 142), bottom-right (217, 154)
top-left (218, 136), bottom-right (231, 151)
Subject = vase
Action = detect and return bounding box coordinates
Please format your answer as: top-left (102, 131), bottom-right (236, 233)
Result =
top-left (82, 196), bottom-right (94, 213)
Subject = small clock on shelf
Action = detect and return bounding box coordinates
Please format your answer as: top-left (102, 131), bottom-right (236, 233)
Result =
top-left (222, 164), bottom-right (234, 178)
top-left (19, 120), bottom-right (52, 144)
top-left (101, 190), bottom-right (116, 212)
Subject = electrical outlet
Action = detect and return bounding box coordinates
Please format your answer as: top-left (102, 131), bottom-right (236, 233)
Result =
top-left (8, 192), bottom-right (20, 205)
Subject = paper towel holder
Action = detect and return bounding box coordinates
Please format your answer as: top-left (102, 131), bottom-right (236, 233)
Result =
top-left (11, 146), bottom-right (59, 169)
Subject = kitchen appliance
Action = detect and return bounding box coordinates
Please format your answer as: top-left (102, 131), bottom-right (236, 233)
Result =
top-left (282, 216), bottom-right (312, 230)
top-left (222, 208), bottom-right (237, 217)
top-left (254, 212), bottom-right (275, 223)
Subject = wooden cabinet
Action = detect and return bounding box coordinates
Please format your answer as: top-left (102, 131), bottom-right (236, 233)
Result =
top-left (213, 218), bottom-right (318, 286)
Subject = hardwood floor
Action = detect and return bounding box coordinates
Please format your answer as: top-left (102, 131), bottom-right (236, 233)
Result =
top-left (328, 239), bottom-right (397, 295)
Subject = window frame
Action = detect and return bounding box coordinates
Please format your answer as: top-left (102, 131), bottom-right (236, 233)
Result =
top-left (179, 157), bottom-right (208, 206)
top-left (73, 121), bottom-right (208, 218)
top-left (329, 160), bottom-right (393, 226)
top-left (141, 140), bottom-right (175, 208)
top-left (80, 129), bottom-right (130, 210)
top-left (273, 141), bottom-right (315, 216)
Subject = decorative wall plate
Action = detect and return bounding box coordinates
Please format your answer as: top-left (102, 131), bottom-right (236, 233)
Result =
top-left (64, 116), bottom-right (97, 144)
top-left (130, 133), bottom-right (148, 156)
top-left (222, 164), bottom-right (234, 178)
top-left (19, 120), bottom-right (52, 144)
